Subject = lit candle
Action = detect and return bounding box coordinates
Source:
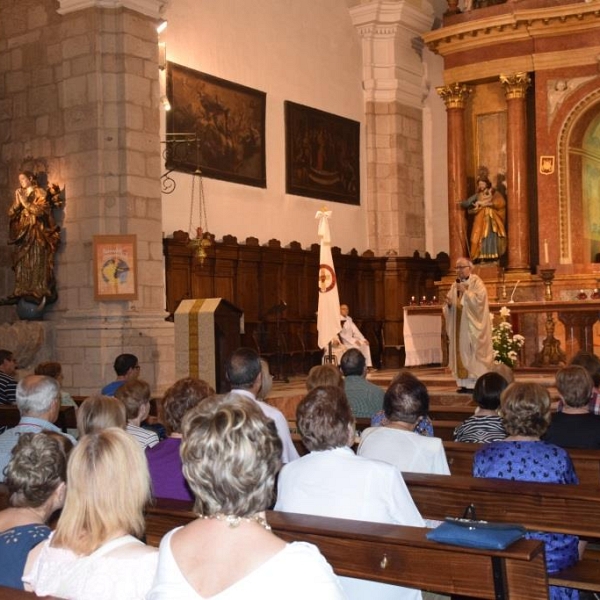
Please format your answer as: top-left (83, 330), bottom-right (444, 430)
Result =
top-left (544, 239), bottom-right (549, 265)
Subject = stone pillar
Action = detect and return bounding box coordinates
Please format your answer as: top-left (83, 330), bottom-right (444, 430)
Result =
top-left (500, 72), bottom-right (531, 272)
top-left (350, 1), bottom-right (434, 257)
top-left (437, 83), bottom-right (471, 264)
top-left (0, 0), bottom-right (174, 393)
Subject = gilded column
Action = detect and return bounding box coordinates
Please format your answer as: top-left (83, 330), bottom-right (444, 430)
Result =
top-left (437, 83), bottom-right (471, 264)
top-left (500, 72), bottom-right (531, 271)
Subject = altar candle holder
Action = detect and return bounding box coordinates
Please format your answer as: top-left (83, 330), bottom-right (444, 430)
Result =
top-left (539, 268), bottom-right (556, 301)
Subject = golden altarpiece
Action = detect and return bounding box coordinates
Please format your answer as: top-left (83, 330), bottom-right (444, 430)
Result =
top-left (423, 0), bottom-right (600, 366)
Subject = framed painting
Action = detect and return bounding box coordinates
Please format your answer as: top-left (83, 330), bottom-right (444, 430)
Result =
top-left (93, 235), bottom-right (138, 301)
top-left (166, 62), bottom-right (266, 188)
top-left (285, 101), bottom-right (360, 205)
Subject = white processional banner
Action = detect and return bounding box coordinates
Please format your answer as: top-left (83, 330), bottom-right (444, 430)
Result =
top-left (315, 208), bottom-right (341, 349)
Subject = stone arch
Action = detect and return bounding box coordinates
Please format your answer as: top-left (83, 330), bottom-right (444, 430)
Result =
top-left (558, 88), bottom-right (600, 265)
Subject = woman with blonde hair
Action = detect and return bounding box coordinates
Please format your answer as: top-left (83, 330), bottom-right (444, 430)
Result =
top-left (25, 428), bottom-right (157, 599)
top-left (0, 432), bottom-right (69, 590)
top-left (76, 394), bottom-right (126, 437)
top-left (148, 394), bottom-right (344, 599)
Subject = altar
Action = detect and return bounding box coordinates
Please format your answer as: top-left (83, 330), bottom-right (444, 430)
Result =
top-left (403, 300), bottom-right (600, 367)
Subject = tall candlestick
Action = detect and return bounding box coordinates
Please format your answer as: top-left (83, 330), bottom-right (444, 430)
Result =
top-left (544, 239), bottom-right (549, 265)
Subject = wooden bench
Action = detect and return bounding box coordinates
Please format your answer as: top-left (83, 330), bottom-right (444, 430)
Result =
top-left (404, 472), bottom-right (600, 591)
top-left (0, 405), bottom-right (77, 434)
top-left (0, 587), bottom-right (55, 599)
top-left (443, 440), bottom-right (600, 485)
top-left (145, 498), bottom-right (549, 599)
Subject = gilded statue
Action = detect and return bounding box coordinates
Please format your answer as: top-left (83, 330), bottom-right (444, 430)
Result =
top-left (461, 174), bottom-right (507, 262)
top-left (3, 171), bottom-right (62, 306)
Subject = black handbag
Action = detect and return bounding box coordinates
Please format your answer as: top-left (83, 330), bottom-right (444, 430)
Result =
top-left (426, 503), bottom-right (527, 550)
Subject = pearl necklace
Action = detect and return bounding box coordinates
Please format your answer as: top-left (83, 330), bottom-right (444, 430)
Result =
top-left (199, 513), bottom-right (271, 531)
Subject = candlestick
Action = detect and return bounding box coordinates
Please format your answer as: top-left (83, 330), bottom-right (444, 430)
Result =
top-left (539, 268), bottom-right (555, 301)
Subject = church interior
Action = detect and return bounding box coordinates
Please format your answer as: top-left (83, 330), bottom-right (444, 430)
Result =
top-left (1, 0), bottom-right (600, 394)
top-left (3, 3), bottom-right (600, 598)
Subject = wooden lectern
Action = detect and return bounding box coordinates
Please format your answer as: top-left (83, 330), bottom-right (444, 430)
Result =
top-left (174, 298), bottom-right (243, 392)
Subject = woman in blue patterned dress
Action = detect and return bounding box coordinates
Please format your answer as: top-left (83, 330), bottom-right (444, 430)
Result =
top-left (0, 432), bottom-right (70, 590)
top-left (473, 382), bottom-right (580, 600)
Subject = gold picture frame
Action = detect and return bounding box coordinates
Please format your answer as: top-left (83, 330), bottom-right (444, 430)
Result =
top-left (93, 235), bottom-right (138, 301)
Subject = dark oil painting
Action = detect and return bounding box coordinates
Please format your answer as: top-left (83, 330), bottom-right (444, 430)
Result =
top-left (285, 101), bottom-right (360, 205)
top-left (166, 62), bottom-right (266, 188)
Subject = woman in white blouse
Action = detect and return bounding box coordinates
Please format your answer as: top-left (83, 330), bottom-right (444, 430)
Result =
top-left (24, 428), bottom-right (157, 599)
top-left (147, 393), bottom-right (345, 600)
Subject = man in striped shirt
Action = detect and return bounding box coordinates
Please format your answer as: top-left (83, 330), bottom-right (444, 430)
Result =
top-left (0, 349), bottom-right (17, 405)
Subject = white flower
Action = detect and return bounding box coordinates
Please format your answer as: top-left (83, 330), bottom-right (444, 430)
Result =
top-left (500, 306), bottom-right (511, 318)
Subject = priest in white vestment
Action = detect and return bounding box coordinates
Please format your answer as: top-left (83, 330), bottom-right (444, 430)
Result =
top-left (443, 258), bottom-right (493, 391)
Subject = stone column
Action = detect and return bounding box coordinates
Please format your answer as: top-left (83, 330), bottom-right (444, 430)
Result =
top-left (500, 72), bottom-right (531, 272)
top-left (0, 0), bottom-right (174, 393)
top-left (350, 1), bottom-right (434, 257)
top-left (437, 83), bottom-right (471, 264)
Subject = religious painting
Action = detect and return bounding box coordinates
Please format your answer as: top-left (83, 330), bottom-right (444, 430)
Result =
top-left (93, 235), bottom-right (138, 301)
top-left (166, 62), bottom-right (266, 188)
top-left (285, 101), bottom-right (360, 205)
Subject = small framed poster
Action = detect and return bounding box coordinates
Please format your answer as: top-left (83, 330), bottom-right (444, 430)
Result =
top-left (93, 235), bottom-right (138, 301)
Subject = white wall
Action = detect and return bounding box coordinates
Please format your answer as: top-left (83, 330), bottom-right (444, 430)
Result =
top-left (160, 0), bottom-right (370, 252)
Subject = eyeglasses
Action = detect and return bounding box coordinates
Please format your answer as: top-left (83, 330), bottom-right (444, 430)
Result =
top-left (456, 265), bottom-right (470, 270)
top-left (134, 365), bottom-right (141, 370)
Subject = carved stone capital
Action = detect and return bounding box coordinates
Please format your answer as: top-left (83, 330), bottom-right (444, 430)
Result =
top-left (436, 83), bottom-right (472, 109)
top-left (57, 0), bottom-right (166, 18)
top-left (500, 72), bottom-right (531, 100)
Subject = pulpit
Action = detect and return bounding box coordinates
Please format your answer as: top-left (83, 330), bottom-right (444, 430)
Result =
top-left (174, 298), bottom-right (243, 392)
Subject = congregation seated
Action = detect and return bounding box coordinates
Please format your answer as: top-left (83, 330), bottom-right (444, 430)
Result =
top-left (340, 348), bottom-right (384, 419)
top-left (453, 371), bottom-right (508, 443)
top-left (275, 385), bottom-right (425, 600)
top-left (305, 364), bottom-right (343, 391)
top-left (544, 365), bottom-right (600, 449)
top-left (473, 382), bottom-right (580, 600)
top-left (24, 428), bottom-right (158, 599)
top-left (358, 371), bottom-right (449, 475)
top-left (76, 394), bottom-right (126, 437)
top-left (0, 432), bottom-right (69, 591)
top-left (147, 393), bottom-right (344, 599)
top-left (146, 377), bottom-right (214, 501)
top-left (0, 376), bottom-right (76, 480)
top-left (115, 379), bottom-right (160, 450)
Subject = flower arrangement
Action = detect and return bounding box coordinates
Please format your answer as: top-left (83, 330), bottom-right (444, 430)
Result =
top-left (492, 306), bottom-right (525, 368)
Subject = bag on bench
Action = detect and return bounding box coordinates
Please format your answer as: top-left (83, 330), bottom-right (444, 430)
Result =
top-left (426, 503), bottom-right (526, 550)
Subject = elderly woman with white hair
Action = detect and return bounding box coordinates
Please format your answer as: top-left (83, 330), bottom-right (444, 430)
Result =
top-left (148, 393), bottom-right (344, 599)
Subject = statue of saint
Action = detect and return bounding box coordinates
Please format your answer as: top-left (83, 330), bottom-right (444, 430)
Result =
top-left (5, 171), bottom-right (62, 304)
top-left (461, 176), bottom-right (507, 262)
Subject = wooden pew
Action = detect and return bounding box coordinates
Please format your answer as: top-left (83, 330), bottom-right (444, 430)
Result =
top-left (443, 440), bottom-right (600, 485)
top-left (403, 472), bottom-right (600, 591)
top-left (0, 587), bottom-right (55, 599)
top-left (145, 498), bottom-right (549, 599)
top-left (0, 405), bottom-right (77, 434)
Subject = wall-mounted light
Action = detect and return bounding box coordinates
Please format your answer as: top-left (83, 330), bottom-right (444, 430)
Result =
top-left (158, 42), bottom-right (167, 70)
top-left (156, 19), bottom-right (168, 34)
top-left (161, 95), bottom-right (171, 111)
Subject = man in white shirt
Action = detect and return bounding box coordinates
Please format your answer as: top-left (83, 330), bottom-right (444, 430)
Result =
top-left (226, 347), bottom-right (299, 463)
top-left (275, 385), bottom-right (424, 600)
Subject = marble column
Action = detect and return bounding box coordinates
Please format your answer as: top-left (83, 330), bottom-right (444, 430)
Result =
top-left (437, 83), bottom-right (471, 264)
top-left (500, 72), bottom-right (532, 272)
